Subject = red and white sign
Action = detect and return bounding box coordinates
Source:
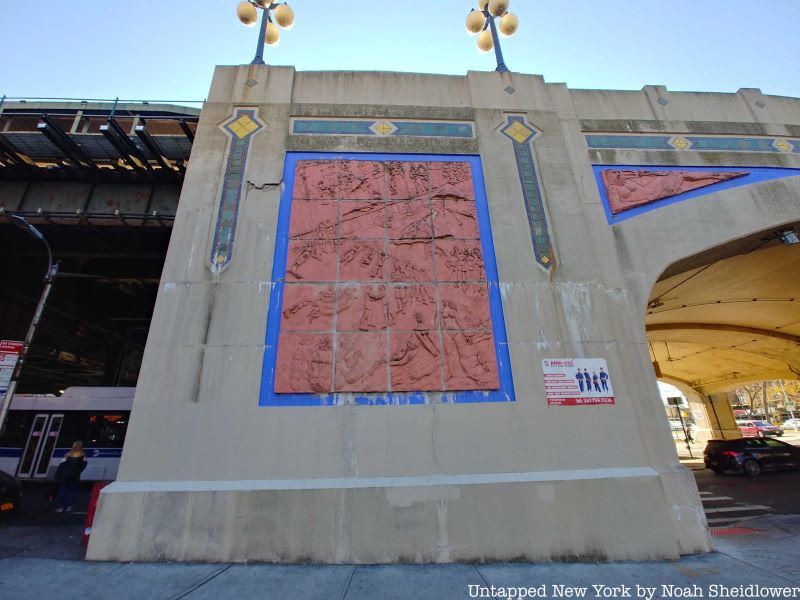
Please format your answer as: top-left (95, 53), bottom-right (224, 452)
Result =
top-left (542, 358), bottom-right (615, 406)
top-left (0, 340), bottom-right (23, 394)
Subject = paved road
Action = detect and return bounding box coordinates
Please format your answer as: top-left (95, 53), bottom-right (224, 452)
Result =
top-left (691, 433), bottom-right (800, 526)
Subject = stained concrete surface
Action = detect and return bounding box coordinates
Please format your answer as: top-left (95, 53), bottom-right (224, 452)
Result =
top-left (1, 515), bottom-right (798, 599)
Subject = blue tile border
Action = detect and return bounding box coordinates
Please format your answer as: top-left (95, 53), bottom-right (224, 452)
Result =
top-left (593, 164), bottom-right (800, 224)
top-left (586, 134), bottom-right (800, 155)
top-left (209, 109), bottom-right (265, 272)
top-left (291, 119), bottom-right (475, 139)
top-left (500, 116), bottom-right (555, 271)
top-left (259, 152), bottom-right (515, 407)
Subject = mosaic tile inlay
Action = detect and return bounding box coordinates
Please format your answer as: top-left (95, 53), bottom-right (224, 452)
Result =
top-left (586, 134), bottom-right (800, 155)
top-left (292, 119), bottom-right (474, 139)
top-left (209, 108), bottom-right (265, 272)
top-left (500, 116), bottom-right (554, 271)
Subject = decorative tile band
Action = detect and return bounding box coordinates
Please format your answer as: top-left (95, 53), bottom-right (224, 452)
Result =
top-left (291, 118), bottom-right (475, 139)
top-left (209, 108), bottom-right (265, 273)
top-left (500, 116), bottom-right (554, 271)
top-left (586, 134), bottom-right (800, 154)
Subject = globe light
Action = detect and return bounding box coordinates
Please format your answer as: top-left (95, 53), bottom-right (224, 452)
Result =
top-left (477, 0), bottom-right (489, 10)
top-left (477, 29), bottom-right (493, 52)
top-left (266, 21), bottom-right (280, 45)
top-left (498, 12), bottom-right (518, 36)
top-left (274, 4), bottom-right (295, 29)
top-left (488, 0), bottom-right (509, 17)
top-left (237, 1), bottom-right (258, 26)
top-left (465, 9), bottom-right (485, 35)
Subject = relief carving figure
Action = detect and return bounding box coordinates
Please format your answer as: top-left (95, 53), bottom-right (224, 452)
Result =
top-left (390, 241), bottom-right (434, 282)
top-left (275, 334), bottom-right (333, 393)
top-left (281, 285), bottom-right (336, 331)
top-left (391, 284), bottom-right (436, 330)
top-left (335, 333), bottom-right (388, 392)
top-left (358, 285), bottom-right (389, 331)
top-left (286, 238), bottom-right (337, 281)
top-left (386, 161), bottom-right (429, 200)
top-left (439, 283), bottom-right (491, 331)
top-left (443, 332), bottom-right (499, 390)
top-left (337, 284), bottom-right (387, 331)
top-left (433, 199), bottom-right (479, 239)
top-left (387, 324), bottom-right (442, 391)
top-left (387, 198), bottom-right (435, 240)
top-left (428, 161), bottom-right (474, 200)
top-left (289, 200), bottom-right (338, 240)
top-left (294, 160), bottom-right (340, 201)
top-left (435, 243), bottom-right (485, 282)
top-left (601, 170), bottom-right (747, 214)
top-left (340, 201), bottom-right (386, 239)
top-left (339, 241), bottom-right (387, 281)
top-left (340, 160), bottom-right (384, 200)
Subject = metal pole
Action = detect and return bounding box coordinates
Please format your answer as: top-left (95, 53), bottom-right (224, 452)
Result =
top-left (0, 260), bottom-right (59, 440)
top-left (676, 404), bottom-right (693, 459)
top-left (486, 11), bottom-right (508, 72)
top-left (251, 5), bottom-right (269, 65)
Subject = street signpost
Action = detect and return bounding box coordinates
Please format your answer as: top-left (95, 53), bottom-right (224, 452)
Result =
top-left (0, 340), bottom-right (23, 397)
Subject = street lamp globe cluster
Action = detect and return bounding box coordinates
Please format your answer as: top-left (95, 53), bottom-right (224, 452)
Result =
top-left (236, 1), bottom-right (295, 65)
top-left (465, 0), bottom-right (519, 72)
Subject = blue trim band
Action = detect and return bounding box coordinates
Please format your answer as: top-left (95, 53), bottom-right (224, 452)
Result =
top-left (292, 119), bottom-right (475, 139)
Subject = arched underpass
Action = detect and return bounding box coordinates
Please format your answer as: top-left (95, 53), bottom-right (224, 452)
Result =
top-left (647, 224), bottom-right (800, 440)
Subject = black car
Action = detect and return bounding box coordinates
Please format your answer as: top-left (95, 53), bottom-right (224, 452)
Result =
top-left (0, 470), bottom-right (21, 515)
top-left (704, 438), bottom-right (800, 477)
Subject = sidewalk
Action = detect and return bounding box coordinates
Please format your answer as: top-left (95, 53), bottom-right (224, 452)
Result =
top-left (0, 515), bottom-right (798, 599)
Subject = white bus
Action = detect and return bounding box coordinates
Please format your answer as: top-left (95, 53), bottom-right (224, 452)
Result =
top-left (0, 387), bottom-right (134, 481)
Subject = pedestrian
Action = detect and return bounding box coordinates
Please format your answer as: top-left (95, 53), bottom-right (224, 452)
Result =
top-left (54, 441), bottom-right (87, 513)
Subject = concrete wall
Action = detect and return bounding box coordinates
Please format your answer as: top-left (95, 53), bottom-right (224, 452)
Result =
top-left (87, 66), bottom-right (800, 563)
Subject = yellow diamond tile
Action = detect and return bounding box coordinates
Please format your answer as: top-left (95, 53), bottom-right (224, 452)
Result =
top-left (672, 136), bottom-right (690, 150)
top-left (774, 138), bottom-right (791, 153)
top-left (374, 122), bottom-right (394, 135)
top-left (541, 256), bottom-right (551, 265)
top-left (505, 121), bottom-right (534, 144)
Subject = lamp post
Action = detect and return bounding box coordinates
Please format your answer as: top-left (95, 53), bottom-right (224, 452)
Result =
top-left (465, 0), bottom-right (519, 72)
top-left (0, 216), bottom-right (59, 438)
top-left (236, 1), bottom-right (295, 65)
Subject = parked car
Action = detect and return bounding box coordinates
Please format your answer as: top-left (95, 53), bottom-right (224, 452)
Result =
top-left (736, 420), bottom-right (783, 437)
top-left (782, 418), bottom-right (800, 431)
top-left (704, 438), bottom-right (799, 476)
top-left (0, 470), bottom-right (21, 515)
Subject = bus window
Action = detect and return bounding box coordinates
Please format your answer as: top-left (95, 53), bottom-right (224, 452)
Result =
top-left (85, 414), bottom-right (128, 447)
top-left (0, 412), bottom-right (33, 448)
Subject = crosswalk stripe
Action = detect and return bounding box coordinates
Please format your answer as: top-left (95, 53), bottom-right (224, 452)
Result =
top-left (699, 491), bottom-right (712, 495)
top-left (701, 496), bottom-right (734, 502)
top-left (707, 516), bottom-right (749, 525)
top-left (704, 505), bottom-right (772, 514)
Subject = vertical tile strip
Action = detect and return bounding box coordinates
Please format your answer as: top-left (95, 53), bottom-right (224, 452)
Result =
top-left (500, 116), bottom-right (554, 271)
top-left (209, 108), bottom-right (265, 273)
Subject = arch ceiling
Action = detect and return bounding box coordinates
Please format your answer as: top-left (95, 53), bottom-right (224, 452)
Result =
top-left (646, 226), bottom-right (800, 392)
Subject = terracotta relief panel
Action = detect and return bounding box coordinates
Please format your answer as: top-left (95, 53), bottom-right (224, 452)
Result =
top-left (600, 169), bottom-right (747, 214)
top-left (274, 158), bottom-right (501, 397)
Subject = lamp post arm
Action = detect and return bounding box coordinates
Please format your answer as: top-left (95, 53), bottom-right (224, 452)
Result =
top-left (487, 13), bottom-right (509, 73)
top-left (0, 260), bottom-right (60, 440)
top-left (251, 5), bottom-right (269, 65)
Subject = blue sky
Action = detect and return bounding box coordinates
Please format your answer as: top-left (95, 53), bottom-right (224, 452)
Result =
top-left (1, 0), bottom-right (798, 103)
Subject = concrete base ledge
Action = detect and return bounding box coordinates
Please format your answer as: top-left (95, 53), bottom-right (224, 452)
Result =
top-left (87, 468), bottom-right (712, 564)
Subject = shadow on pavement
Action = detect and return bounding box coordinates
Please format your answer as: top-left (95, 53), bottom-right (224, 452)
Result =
top-left (0, 481), bottom-right (90, 560)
